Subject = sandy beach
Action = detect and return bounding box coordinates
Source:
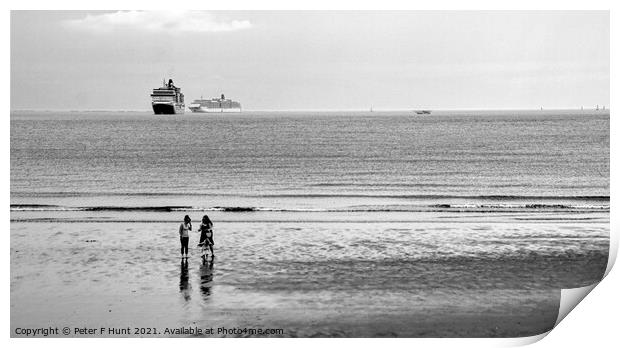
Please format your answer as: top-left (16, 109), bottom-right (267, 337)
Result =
top-left (10, 211), bottom-right (608, 337)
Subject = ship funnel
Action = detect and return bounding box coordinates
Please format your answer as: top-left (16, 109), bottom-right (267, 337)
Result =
top-left (221, 94), bottom-right (225, 100)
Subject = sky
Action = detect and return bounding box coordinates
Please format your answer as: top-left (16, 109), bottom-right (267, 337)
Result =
top-left (10, 11), bottom-right (610, 111)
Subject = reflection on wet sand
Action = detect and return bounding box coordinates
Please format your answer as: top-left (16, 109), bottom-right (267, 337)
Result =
top-left (199, 256), bottom-right (215, 301)
top-left (9, 219), bottom-right (608, 337)
top-left (179, 259), bottom-right (191, 302)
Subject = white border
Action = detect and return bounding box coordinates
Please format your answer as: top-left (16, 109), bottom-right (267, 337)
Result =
top-left (4, 2), bottom-right (617, 348)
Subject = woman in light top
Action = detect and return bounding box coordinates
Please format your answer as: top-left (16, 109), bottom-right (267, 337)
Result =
top-left (198, 215), bottom-right (214, 260)
top-left (178, 215), bottom-right (192, 258)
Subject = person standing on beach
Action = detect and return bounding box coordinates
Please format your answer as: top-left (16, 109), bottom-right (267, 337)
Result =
top-left (179, 215), bottom-right (192, 258)
top-left (198, 215), bottom-right (214, 260)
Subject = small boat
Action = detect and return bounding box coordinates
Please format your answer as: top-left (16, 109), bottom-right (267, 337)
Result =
top-left (414, 110), bottom-right (432, 115)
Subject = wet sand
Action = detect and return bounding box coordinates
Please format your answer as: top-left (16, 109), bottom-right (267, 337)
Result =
top-left (10, 215), bottom-right (608, 337)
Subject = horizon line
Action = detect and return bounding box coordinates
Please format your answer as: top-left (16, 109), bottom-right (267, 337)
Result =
top-left (10, 107), bottom-right (611, 113)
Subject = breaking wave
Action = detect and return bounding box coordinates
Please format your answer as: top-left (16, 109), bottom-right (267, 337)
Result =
top-left (10, 192), bottom-right (610, 201)
top-left (11, 202), bottom-right (610, 212)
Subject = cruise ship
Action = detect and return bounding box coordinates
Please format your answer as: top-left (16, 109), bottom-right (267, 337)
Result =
top-left (189, 94), bottom-right (242, 113)
top-left (150, 79), bottom-right (185, 114)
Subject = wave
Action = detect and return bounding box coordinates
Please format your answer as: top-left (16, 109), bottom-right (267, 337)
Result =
top-left (254, 194), bottom-right (610, 201)
top-left (10, 204), bottom-right (191, 212)
top-left (10, 204), bottom-right (324, 213)
top-left (10, 204), bottom-right (79, 211)
top-left (429, 203), bottom-right (610, 210)
top-left (310, 183), bottom-right (608, 189)
top-left (10, 204), bottom-right (261, 212)
top-left (11, 203), bottom-right (610, 212)
top-left (10, 192), bottom-right (610, 201)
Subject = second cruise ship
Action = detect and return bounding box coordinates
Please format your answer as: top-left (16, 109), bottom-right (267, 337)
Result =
top-left (189, 94), bottom-right (242, 113)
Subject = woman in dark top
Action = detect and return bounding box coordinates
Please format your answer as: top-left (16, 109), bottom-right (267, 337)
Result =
top-left (198, 215), bottom-right (214, 260)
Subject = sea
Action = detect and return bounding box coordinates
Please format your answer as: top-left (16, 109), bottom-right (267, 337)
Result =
top-left (10, 110), bottom-right (610, 337)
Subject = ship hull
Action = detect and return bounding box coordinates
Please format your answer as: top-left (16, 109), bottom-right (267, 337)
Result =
top-left (152, 103), bottom-right (185, 115)
top-left (188, 106), bottom-right (242, 113)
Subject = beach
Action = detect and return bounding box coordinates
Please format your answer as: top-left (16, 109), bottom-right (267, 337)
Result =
top-left (10, 110), bottom-right (609, 337)
top-left (10, 209), bottom-right (608, 337)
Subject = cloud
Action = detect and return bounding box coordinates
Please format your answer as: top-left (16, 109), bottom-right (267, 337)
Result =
top-left (64, 11), bottom-right (252, 33)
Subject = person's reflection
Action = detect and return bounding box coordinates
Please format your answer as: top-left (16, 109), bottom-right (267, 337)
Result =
top-left (179, 258), bottom-right (191, 302)
top-left (199, 256), bottom-right (215, 301)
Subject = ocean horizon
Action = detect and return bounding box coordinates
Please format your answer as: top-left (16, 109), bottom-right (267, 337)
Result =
top-left (10, 108), bottom-right (611, 113)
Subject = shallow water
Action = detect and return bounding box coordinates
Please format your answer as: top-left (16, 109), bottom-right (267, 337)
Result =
top-left (10, 214), bottom-right (608, 337)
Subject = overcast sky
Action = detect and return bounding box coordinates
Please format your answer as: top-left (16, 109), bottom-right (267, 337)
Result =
top-left (11, 11), bottom-right (609, 111)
